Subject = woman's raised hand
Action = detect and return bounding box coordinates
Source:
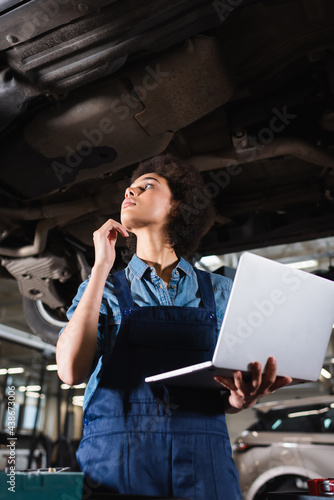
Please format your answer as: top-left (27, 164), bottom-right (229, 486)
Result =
top-left (92, 219), bottom-right (129, 271)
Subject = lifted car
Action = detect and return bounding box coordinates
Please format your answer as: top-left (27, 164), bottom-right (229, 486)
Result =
top-left (233, 395), bottom-right (334, 499)
top-left (1, 0), bottom-right (334, 342)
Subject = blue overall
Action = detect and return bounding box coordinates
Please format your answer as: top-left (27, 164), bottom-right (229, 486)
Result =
top-left (76, 268), bottom-right (241, 499)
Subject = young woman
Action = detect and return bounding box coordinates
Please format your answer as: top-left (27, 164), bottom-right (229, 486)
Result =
top-left (56, 154), bottom-right (291, 499)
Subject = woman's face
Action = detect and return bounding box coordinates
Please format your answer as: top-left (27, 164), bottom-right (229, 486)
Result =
top-left (120, 172), bottom-right (176, 233)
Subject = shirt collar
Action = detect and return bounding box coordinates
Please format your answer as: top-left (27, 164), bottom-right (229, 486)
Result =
top-left (128, 254), bottom-right (192, 279)
top-left (128, 254), bottom-right (150, 279)
top-left (176, 257), bottom-right (192, 276)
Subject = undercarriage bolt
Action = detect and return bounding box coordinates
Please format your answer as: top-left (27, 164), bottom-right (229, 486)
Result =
top-left (6, 35), bottom-right (18, 44)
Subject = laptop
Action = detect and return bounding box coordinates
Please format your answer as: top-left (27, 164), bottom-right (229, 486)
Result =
top-left (145, 252), bottom-right (334, 389)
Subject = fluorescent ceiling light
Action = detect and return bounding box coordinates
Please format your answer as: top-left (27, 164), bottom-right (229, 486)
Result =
top-left (288, 407), bottom-right (328, 418)
top-left (61, 383), bottom-right (86, 390)
top-left (19, 385), bottom-right (41, 392)
top-left (200, 255), bottom-right (222, 267)
top-left (26, 392), bottom-right (45, 399)
top-left (8, 367), bottom-right (24, 374)
top-left (321, 368), bottom-right (332, 379)
top-left (197, 255), bottom-right (224, 271)
top-left (46, 364), bottom-right (58, 371)
top-left (0, 369), bottom-right (7, 375)
top-left (72, 396), bottom-right (84, 407)
top-left (286, 259), bottom-right (318, 269)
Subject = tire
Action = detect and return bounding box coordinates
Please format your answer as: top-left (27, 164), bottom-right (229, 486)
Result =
top-left (22, 297), bottom-right (68, 345)
top-left (254, 475), bottom-right (309, 500)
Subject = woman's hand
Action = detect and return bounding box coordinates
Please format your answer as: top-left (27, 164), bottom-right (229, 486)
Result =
top-left (93, 219), bottom-right (129, 271)
top-left (214, 356), bottom-right (292, 413)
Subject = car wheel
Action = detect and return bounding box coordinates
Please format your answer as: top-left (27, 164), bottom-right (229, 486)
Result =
top-left (22, 297), bottom-right (68, 345)
top-left (254, 475), bottom-right (309, 500)
top-left (274, 475), bottom-right (309, 493)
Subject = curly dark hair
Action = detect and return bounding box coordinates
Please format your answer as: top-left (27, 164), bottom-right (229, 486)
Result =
top-left (126, 153), bottom-right (215, 257)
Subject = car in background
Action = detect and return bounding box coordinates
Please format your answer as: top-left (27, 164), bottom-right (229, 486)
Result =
top-left (233, 395), bottom-right (334, 500)
top-left (1, 0), bottom-right (334, 342)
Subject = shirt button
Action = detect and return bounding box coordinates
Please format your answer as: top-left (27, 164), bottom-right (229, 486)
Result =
top-left (210, 313), bottom-right (215, 319)
top-left (83, 418), bottom-right (88, 426)
top-left (170, 285), bottom-right (176, 289)
top-left (175, 270), bottom-right (179, 275)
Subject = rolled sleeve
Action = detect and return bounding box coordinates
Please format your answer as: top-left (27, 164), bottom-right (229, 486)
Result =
top-left (58, 278), bottom-right (112, 377)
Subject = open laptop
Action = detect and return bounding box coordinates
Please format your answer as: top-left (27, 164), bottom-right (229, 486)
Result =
top-left (145, 252), bottom-right (334, 389)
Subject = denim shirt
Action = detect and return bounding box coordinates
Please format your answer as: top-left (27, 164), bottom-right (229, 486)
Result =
top-left (60, 254), bottom-right (232, 411)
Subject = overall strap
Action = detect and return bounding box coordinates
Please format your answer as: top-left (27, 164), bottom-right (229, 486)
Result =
top-left (193, 267), bottom-right (217, 315)
top-left (110, 269), bottom-right (134, 312)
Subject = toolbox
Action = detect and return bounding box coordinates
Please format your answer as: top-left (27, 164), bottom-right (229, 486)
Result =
top-left (0, 470), bottom-right (84, 500)
top-left (0, 469), bottom-right (189, 500)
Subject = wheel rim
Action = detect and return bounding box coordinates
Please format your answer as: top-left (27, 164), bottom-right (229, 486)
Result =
top-left (36, 300), bottom-right (68, 327)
